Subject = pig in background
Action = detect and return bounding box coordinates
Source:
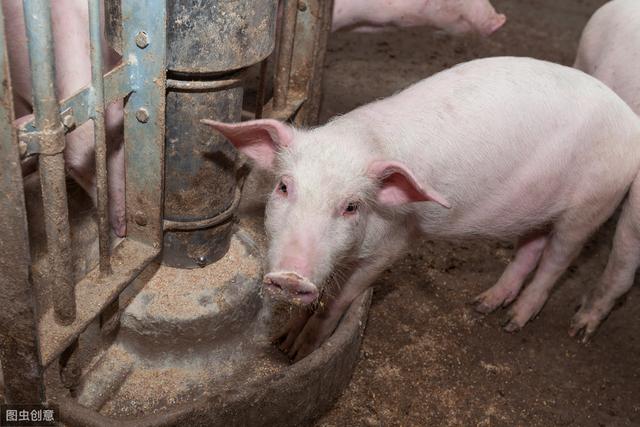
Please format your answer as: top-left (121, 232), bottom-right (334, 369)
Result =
top-left (332, 0), bottom-right (506, 36)
top-left (4, 0), bottom-right (126, 237)
top-left (574, 0), bottom-right (640, 115)
top-left (205, 56), bottom-right (640, 361)
top-left (239, 0), bottom-right (506, 215)
top-left (572, 0), bottom-right (640, 338)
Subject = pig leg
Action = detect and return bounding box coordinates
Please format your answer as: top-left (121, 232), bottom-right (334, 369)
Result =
top-left (570, 179), bottom-right (640, 341)
top-left (281, 262), bottom-right (382, 362)
top-left (473, 233), bottom-right (548, 314)
top-left (64, 124), bottom-right (98, 199)
top-left (275, 308), bottom-right (312, 351)
top-left (282, 239), bottom-right (406, 361)
top-left (502, 204), bottom-right (618, 332)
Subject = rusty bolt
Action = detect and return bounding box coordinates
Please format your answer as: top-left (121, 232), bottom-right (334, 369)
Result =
top-left (135, 31), bottom-right (149, 49)
top-left (62, 114), bottom-right (76, 130)
top-left (136, 108), bottom-right (149, 123)
top-left (298, 0), bottom-right (307, 11)
top-left (134, 211), bottom-right (147, 226)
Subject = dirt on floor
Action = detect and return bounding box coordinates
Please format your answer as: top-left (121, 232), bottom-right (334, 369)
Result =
top-left (315, 0), bottom-right (640, 426)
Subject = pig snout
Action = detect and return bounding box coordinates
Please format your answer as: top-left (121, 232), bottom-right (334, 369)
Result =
top-left (263, 272), bottom-right (320, 306)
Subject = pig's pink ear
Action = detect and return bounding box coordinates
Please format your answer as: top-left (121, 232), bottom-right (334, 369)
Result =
top-left (484, 13), bottom-right (506, 35)
top-left (368, 160), bottom-right (451, 208)
top-left (201, 119), bottom-right (294, 170)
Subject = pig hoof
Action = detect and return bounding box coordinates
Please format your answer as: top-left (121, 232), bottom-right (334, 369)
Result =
top-left (569, 308), bottom-right (603, 343)
top-left (502, 317), bottom-right (522, 333)
top-left (474, 299), bottom-right (497, 315)
top-left (472, 287), bottom-right (516, 314)
top-left (472, 293), bottom-right (501, 314)
top-left (273, 309), bottom-right (313, 354)
top-left (287, 331), bottom-right (321, 362)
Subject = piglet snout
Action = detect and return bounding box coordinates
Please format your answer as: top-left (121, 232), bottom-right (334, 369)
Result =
top-left (263, 272), bottom-right (319, 306)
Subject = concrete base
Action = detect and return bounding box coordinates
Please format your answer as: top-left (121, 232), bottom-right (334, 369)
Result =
top-left (65, 218), bottom-right (372, 426)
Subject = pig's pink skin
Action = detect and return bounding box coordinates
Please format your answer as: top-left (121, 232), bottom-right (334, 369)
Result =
top-left (571, 0), bottom-right (640, 340)
top-left (4, 0), bottom-right (126, 237)
top-left (205, 56), bottom-right (640, 360)
top-left (575, 0), bottom-right (640, 115)
top-left (332, 0), bottom-right (506, 36)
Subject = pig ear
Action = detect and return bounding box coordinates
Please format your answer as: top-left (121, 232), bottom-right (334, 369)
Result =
top-left (201, 119), bottom-right (294, 170)
top-left (484, 13), bottom-right (506, 35)
top-left (368, 160), bottom-right (451, 208)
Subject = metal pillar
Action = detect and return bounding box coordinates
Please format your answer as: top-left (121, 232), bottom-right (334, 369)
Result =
top-left (2, 0), bottom-right (166, 403)
top-left (257, 0), bottom-right (335, 126)
top-left (160, 0), bottom-right (277, 268)
top-left (24, 0), bottom-right (76, 325)
top-left (0, 2), bottom-right (45, 403)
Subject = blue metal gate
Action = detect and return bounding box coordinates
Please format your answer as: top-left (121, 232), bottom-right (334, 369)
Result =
top-left (0, 0), bottom-right (333, 424)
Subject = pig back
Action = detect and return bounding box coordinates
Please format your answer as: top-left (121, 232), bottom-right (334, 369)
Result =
top-left (361, 56), bottom-right (640, 239)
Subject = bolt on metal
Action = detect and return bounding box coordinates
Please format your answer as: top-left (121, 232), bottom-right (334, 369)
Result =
top-left (62, 114), bottom-right (76, 130)
top-left (136, 107), bottom-right (149, 123)
top-left (135, 31), bottom-right (149, 49)
top-left (18, 140), bottom-right (27, 157)
top-left (134, 211), bottom-right (148, 226)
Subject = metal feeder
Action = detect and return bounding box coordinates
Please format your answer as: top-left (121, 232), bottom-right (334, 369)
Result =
top-left (0, 0), bottom-right (371, 425)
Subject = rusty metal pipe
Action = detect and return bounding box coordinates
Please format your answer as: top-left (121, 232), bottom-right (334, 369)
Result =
top-left (24, 0), bottom-right (76, 324)
top-left (89, 0), bottom-right (111, 275)
top-left (160, 0), bottom-right (276, 268)
top-left (0, 0), bottom-right (45, 403)
top-left (273, 0), bottom-right (298, 110)
top-left (255, 58), bottom-right (269, 118)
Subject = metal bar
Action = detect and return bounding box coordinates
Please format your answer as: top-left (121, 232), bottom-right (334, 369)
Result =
top-left (59, 338), bottom-right (81, 396)
top-left (89, 0), bottom-right (111, 274)
top-left (121, 0), bottom-right (166, 248)
top-left (294, 0), bottom-right (334, 125)
top-left (24, 0), bottom-right (76, 324)
top-left (273, 0), bottom-right (298, 110)
top-left (162, 183), bottom-right (242, 231)
top-left (19, 63), bottom-right (129, 137)
top-left (34, 0), bottom-right (166, 369)
top-left (38, 239), bottom-right (158, 367)
top-left (165, 72), bottom-right (245, 91)
top-left (0, 1), bottom-right (45, 404)
top-left (255, 58), bottom-right (269, 118)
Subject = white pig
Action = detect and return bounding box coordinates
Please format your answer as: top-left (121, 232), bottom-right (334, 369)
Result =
top-left (332, 0), bottom-right (506, 35)
top-left (570, 0), bottom-right (640, 339)
top-left (3, 0), bottom-right (126, 237)
top-left (204, 57), bottom-right (640, 361)
top-left (574, 0), bottom-right (640, 115)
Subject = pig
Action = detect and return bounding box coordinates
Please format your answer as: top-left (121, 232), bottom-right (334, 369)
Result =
top-left (570, 0), bottom-right (640, 338)
top-left (332, 0), bottom-right (506, 35)
top-left (3, 0), bottom-right (126, 237)
top-left (574, 0), bottom-right (640, 115)
top-left (204, 56), bottom-right (640, 361)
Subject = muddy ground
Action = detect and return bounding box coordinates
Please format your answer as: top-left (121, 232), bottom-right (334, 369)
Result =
top-left (315, 0), bottom-right (640, 426)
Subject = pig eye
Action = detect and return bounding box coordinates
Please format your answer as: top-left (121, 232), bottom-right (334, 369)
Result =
top-left (277, 181), bottom-right (288, 195)
top-left (343, 202), bottom-right (359, 215)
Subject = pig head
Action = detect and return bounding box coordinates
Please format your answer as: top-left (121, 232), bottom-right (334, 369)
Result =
top-left (202, 119), bottom-right (449, 306)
